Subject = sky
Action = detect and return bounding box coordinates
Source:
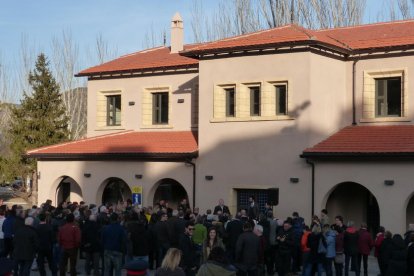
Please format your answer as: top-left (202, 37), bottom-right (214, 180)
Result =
top-left (0, 0), bottom-right (405, 99)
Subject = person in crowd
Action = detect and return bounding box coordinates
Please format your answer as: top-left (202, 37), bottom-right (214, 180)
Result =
top-left (58, 213), bottom-right (81, 276)
top-left (126, 212), bottom-right (150, 263)
top-left (265, 210), bottom-right (278, 275)
top-left (292, 211), bottom-right (305, 273)
top-left (36, 213), bottom-right (57, 276)
top-left (147, 213), bottom-right (159, 269)
top-left (323, 224), bottom-right (336, 276)
top-left (197, 246), bottom-right (236, 276)
top-left (155, 212), bottom-right (172, 267)
top-left (192, 216), bottom-right (207, 257)
top-left (357, 223), bottom-right (373, 276)
top-left (344, 221), bottom-right (359, 276)
top-left (378, 231), bottom-right (393, 276)
top-left (320, 209), bottom-right (329, 226)
top-left (235, 222), bottom-right (260, 276)
top-left (178, 198), bottom-right (191, 213)
top-left (303, 223), bottom-right (325, 276)
top-left (374, 226), bottom-right (385, 274)
top-left (82, 213), bottom-right (101, 276)
top-left (335, 215), bottom-right (347, 232)
top-left (404, 223), bottom-right (414, 246)
top-left (214, 199), bottom-right (231, 215)
top-left (301, 225), bottom-right (312, 276)
top-left (2, 205), bottom-right (17, 258)
top-left (407, 233), bottom-right (414, 276)
top-left (247, 196), bottom-right (259, 221)
top-left (276, 220), bottom-right (294, 276)
top-left (254, 224), bottom-right (266, 275)
top-left (0, 206), bottom-right (6, 257)
top-left (385, 234), bottom-right (407, 275)
top-left (202, 227), bottom-right (225, 263)
top-left (102, 212), bottom-right (127, 276)
top-left (225, 212), bottom-right (244, 261)
top-left (155, 248), bottom-right (186, 276)
top-left (333, 225), bottom-right (345, 276)
top-left (13, 216), bottom-right (39, 276)
top-left (179, 221), bottom-right (198, 276)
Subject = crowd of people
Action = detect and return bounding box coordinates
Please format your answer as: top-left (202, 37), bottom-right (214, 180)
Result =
top-left (0, 196), bottom-right (414, 276)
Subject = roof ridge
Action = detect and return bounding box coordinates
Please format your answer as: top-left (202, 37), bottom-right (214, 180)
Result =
top-left (27, 130), bottom-right (134, 154)
top-left (316, 18), bottom-right (414, 32)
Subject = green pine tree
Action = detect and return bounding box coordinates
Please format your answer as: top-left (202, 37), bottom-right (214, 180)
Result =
top-left (5, 53), bottom-right (69, 180)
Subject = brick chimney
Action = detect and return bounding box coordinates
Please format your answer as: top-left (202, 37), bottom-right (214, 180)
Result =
top-left (171, 12), bottom-right (183, 53)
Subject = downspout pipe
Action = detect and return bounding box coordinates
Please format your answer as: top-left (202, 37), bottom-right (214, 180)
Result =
top-left (352, 59), bottom-right (359, 125)
top-left (185, 159), bottom-right (196, 208)
top-left (306, 159), bottom-right (315, 221)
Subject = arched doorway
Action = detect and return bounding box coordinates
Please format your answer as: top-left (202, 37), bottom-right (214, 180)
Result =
top-left (325, 182), bottom-right (380, 233)
top-left (101, 177), bottom-right (132, 205)
top-left (153, 178), bottom-right (188, 209)
top-left (56, 176), bottom-right (83, 205)
top-left (406, 194), bottom-right (414, 229)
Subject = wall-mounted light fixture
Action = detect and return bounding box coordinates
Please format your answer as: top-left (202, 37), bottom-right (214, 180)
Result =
top-left (84, 173), bottom-right (91, 178)
top-left (205, 175), bottom-right (213, 181)
top-left (128, 101), bottom-right (135, 106)
top-left (37, 171), bottom-right (41, 180)
top-left (177, 99), bottom-right (185, 103)
top-left (290, 177), bottom-right (299, 183)
top-left (135, 174), bottom-right (143, 179)
top-left (384, 180), bottom-right (394, 186)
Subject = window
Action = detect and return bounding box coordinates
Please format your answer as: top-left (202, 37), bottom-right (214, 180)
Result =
top-left (250, 86), bottom-right (261, 116)
top-left (375, 77), bottom-right (402, 117)
top-left (106, 95), bottom-right (121, 126)
top-left (225, 88), bottom-right (235, 117)
top-left (152, 92), bottom-right (169, 124)
top-left (275, 84), bottom-right (287, 115)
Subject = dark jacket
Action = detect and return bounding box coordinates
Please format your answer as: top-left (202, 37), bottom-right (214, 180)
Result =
top-left (13, 225), bottom-right (39, 260)
top-left (155, 267), bottom-right (186, 276)
top-left (225, 219), bottom-right (243, 249)
top-left (235, 230), bottom-right (260, 269)
top-left (179, 233), bottom-right (198, 270)
top-left (213, 205), bottom-right (230, 215)
top-left (277, 227), bottom-right (294, 253)
top-left (344, 227), bottom-right (359, 255)
top-left (82, 220), bottom-right (102, 252)
top-left (357, 228), bottom-right (373, 255)
top-left (408, 242), bottom-right (414, 276)
top-left (196, 261), bottom-right (236, 276)
top-left (36, 223), bottom-right (55, 251)
top-left (127, 220), bottom-right (150, 257)
top-left (386, 236), bottom-right (407, 276)
top-left (102, 222), bottom-right (127, 252)
top-left (154, 220), bottom-right (172, 247)
top-left (2, 215), bottom-right (15, 238)
top-left (378, 237), bottom-right (393, 274)
top-left (307, 232), bottom-right (326, 264)
top-left (247, 203), bottom-right (259, 220)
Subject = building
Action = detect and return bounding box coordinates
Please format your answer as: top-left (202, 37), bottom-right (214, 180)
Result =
top-left (28, 13), bottom-right (414, 234)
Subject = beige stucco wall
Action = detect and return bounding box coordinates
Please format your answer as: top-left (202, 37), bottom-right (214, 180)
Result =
top-left (37, 160), bottom-right (194, 207)
top-left (86, 73), bottom-right (198, 137)
top-left (314, 161), bottom-right (414, 234)
top-left (196, 51), bottom-right (348, 220)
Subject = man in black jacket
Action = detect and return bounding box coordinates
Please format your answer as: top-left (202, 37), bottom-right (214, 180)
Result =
top-left (14, 217), bottom-right (39, 276)
top-left (36, 213), bottom-right (57, 276)
top-left (276, 220), bottom-right (294, 276)
top-left (154, 212), bottom-right (172, 267)
top-left (82, 214), bottom-right (102, 276)
top-left (213, 199), bottom-right (231, 215)
top-left (235, 222), bottom-right (260, 276)
top-left (179, 221), bottom-right (197, 276)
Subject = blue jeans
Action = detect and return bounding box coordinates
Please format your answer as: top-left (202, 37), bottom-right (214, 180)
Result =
top-left (15, 259), bottom-right (33, 276)
top-left (303, 263), bottom-right (324, 276)
top-left (104, 250), bottom-right (122, 276)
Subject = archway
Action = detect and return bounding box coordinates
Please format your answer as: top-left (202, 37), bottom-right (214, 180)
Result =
top-left (153, 178), bottom-right (188, 209)
top-left (325, 182), bottom-right (380, 233)
top-left (56, 176), bottom-right (83, 205)
top-left (101, 177), bottom-right (132, 205)
top-left (406, 194), bottom-right (414, 229)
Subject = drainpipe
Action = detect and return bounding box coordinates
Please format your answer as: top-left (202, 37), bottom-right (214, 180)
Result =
top-left (352, 59), bottom-right (359, 125)
top-left (185, 159), bottom-right (196, 208)
top-left (306, 159), bottom-right (315, 221)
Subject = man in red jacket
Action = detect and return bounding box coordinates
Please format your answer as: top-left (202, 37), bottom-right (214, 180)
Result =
top-left (357, 223), bottom-right (373, 276)
top-left (58, 213), bottom-right (81, 276)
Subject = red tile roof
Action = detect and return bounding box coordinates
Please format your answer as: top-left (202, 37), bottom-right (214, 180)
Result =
top-left (27, 131), bottom-right (198, 159)
top-left (302, 125), bottom-right (414, 157)
top-left (76, 45), bottom-right (199, 77)
top-left (182, 20), bottom-right (414, 56)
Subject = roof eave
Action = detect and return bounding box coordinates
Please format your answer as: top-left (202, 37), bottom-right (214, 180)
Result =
top-left (26, 151), bottom-right (199, 161)
top-left (300, 151), bottom-right (414, 160)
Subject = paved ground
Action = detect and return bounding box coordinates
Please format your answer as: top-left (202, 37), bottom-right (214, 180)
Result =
top-left (28, 255), bottom-right (380, 276)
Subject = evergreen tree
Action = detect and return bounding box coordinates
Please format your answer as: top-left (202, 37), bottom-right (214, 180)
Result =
top-left (5, 53), bottom-right (69, 179)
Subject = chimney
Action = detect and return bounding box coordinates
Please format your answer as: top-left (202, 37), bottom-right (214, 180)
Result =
top-left (171, 12), bottom-right (183, 53)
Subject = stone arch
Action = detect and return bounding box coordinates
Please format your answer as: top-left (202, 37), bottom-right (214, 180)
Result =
top-left (323, 182), bottom-right (380, 233)
top-left (151, 178), bottom-right (189, 210)
top-left (97, 177), bottom-right (132, 205)
top-left (53, 176), bottom-right (83, 205)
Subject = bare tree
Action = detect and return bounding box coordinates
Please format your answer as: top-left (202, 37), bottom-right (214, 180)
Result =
top-left (51, 30), bottom-right (87, 140)
top-left (397, 0), bottom-right (413, 19)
